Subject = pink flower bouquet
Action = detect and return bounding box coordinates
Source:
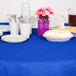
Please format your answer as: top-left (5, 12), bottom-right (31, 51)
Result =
top-left (35, 7), bottom-right (54, 35)
top-left (35, 7), bottom-right (54, 16)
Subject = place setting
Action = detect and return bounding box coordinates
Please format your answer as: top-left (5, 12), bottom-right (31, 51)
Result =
top-left (0, 2), bottom-right (32, 43)
top-left (1, 14), bottom-right (32, 43)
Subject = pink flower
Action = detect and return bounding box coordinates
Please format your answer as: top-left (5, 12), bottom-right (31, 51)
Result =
top-left (35, 7), bottom-right (54, 16)
top-left (37, 11), bottom-right (43, 15)
top-left (38, 8), bottom-right (43, 12)
top-left (37, 8), bottom-right (44, 15)
top-left (46, 7), bottom-right (54, 15)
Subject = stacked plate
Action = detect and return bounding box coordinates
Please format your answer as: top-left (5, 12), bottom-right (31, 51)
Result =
top-left (0, 25), bottom-right (10, 32)
top-left (43, 29), bottom-right (74, 42)
top-left (0, 25), bottom-right (10, 36)
top-left (51, 26), bottom-right (76, 37)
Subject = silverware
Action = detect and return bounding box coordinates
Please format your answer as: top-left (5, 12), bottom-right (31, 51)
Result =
top-left (7, 14), bottom-right (18, 22)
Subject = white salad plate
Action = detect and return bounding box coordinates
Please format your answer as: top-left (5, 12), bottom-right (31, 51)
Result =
top-left (1, 35), bottom-right (27, 43)
top-left (0, 25), bottom-right (10, 32)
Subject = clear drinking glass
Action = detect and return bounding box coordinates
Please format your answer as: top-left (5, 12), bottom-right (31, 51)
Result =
top-left (68, 8), bottom-right (76, 26)
top-left (20, 2), bottom-right (32, 37)
top-left (21, 2), bottom-right (31, 23)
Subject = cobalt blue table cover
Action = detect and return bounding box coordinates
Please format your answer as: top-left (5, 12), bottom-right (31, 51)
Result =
top-left (0, 23), bottom-right (76, 76)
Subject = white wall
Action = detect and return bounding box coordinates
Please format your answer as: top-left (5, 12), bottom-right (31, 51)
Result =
top-left (0, 0), bottom-right (76, 27)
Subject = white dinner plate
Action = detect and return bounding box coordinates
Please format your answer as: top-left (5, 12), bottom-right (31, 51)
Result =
top-left (1, 35), bottom-right (27, 43)
top-left (0, 25), bottom-right (10, 32)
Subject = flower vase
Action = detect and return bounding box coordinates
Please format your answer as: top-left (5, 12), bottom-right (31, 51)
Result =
top-left (38, 15), bottom-right (49, 35)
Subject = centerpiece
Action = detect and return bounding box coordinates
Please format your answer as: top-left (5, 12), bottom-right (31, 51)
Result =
top-left (35, 7), bottom-right (54, 35)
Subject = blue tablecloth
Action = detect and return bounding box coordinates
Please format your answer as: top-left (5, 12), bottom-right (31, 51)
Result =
top-left (0, 24), bottom-right (76, 76)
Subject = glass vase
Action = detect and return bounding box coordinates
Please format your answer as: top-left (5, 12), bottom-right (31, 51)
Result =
top-left (38, 15), bottom-right (49, 35)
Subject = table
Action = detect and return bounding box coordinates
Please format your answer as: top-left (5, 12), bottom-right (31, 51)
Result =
top-left (0, 24), bottom-right (76, 76)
